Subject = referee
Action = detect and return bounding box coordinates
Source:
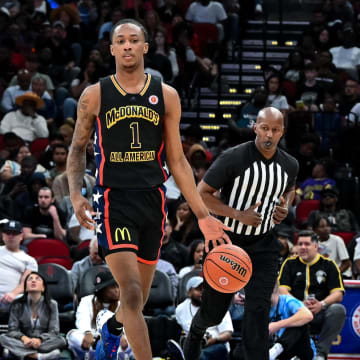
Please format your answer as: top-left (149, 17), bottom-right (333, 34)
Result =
top-left (183, 107), bottom-right (299, 360)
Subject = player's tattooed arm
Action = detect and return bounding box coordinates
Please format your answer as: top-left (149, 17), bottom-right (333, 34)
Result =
top-left (67, 84), bottom-right (99, 197)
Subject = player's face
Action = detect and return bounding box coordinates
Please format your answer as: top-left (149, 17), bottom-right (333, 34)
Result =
top-left (298, 236), bottom-right (318, 262)
top-left (254, 114), bottom-right (284, 156)
top-left (110, 23), bottom-right (148, 70)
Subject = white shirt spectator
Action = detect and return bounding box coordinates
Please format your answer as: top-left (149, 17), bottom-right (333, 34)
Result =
top-left (185, 1), bottom-right (227, 24)
top-left (267, 94), bottom-right (289, 111)
top-left (348, 102), bottom-right (360, 124)
top-left (176, 298), bottom-right (233, 351)
top-left (329, 46), bottom-right (360, 71)
top-left (0, 110), bottom-right (49, 142)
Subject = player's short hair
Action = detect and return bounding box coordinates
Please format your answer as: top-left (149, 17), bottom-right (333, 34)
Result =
top-left (110, 18), bottom-right (148, 44)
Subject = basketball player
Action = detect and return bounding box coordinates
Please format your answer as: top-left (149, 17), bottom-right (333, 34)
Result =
top-left (184, 107), bottom-right (299, 360)
top-left (67, 19), bottom-right (230, 360)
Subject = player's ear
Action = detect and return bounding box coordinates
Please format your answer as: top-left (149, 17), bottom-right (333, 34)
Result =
top-left (110, 44), bottom-right (114, 56)
top-left (144, 42), bottom-right (149, 54)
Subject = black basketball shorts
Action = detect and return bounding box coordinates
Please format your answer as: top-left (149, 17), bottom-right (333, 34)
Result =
top-left (93, 185), bottom-right (167, 264)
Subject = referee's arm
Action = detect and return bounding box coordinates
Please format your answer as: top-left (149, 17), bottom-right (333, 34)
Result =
top-left (198, 180), bottom-right (262, 228)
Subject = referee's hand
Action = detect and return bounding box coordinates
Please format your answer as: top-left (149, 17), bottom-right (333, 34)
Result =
top-left (237, 202), bottom-right (262, 227)
top-left (198, 216), bottom-right (232, 252)
top-left (273, 196), bottom-right (288, 224)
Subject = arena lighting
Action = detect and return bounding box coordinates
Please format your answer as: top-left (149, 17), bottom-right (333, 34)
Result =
top-left (208, 113), bottom-right (216, 118)
top-left (255, 65), bottom-right (262, 70)
top-left (271, 40), bottom-right (278, 45)
top-left (219, 100), bottom-right (242, 105)
top-left (229, 88), bottom-right (237, 93)
top-left (200, 125), bottom-right (221, 130)
top-left (223, 113), bottom-right (232, 119)
top-left (202, 137), bottom-right (210, 141)
top-left (245, 89), bottom-right (253, 94)
top-left (285, 41), bottom-right (294, 46)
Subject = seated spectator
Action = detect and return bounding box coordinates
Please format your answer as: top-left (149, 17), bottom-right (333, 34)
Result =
top-left (314, 50), bottom-right (340, 95)
top-left (59, 123), bottom-right (74, 148)
top-left (265, 74), bottom-right (289, 117)
top-left (330, 26), bottom-right (360, 80)
top-left (187, 143), bottom-right (209, 173)
top-left (275, 227), bottom-right (293, 267)
top-left (175, 276), bottom-right (233, 359)
top-left (0, 132), bottom-right (25, 162)
top-left (8, 53), bottom-right (55, 97)
top-left (228, 86), bottom-right (267, 144)
top-left (22, 186), bottom-right (67, 241)
top-left (48, 144), bottom-right (68, 184)
top-left (31, 76), bottom-right (57, 129)
top-left (313, 216), bottom-right (352, 278)
top-left (283, 51), bottom-right (305, 83)
top-left (179, 239), bottom-right (204, 278)
top-left (170, 200), bottom-right (202, 246)
top-left (38, 133), bottom-right (65, 170)
top-left (348, 101), bottom-right (360, 125)
top-left (185, 0), bottom-right (228, 42)
top-left (67, 211), bottom-right (95, 246)
top-left (338, 78), bottom-right (360, 116)
top-left (160, 218), bottom-right (189, 273)
top-left (0, 92), bottom-right (49, 143)
top-left (296, 62), bottom-right (324, 111)
top-left (67, 270), bottom-right (133, 360)
top-left (307, 187), bottom-right (359, 232)
top-left (0, 271), bottom-right (66, 359)
top-left (279, 230), bottom-right (346, 360)
top-left (268, 281), bottom-right (314, 360)
top-left (0, 220), bottom-right (38, 323)
top-left (71, 237), bottom-right (105, 292)
top-left (297, 160), bottom-right (336, 202)
top-left (1, 68), bottom-right (31, 113)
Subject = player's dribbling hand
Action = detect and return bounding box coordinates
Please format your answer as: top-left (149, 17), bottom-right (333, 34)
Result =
top-left (238, 202), bottom-right (262, 227)
top-left (198, 215), bottom-right (232, 253)
top-left (273, 196), bottom-right (288, 224)
top-left (71, 195), bottom-right (95, 230)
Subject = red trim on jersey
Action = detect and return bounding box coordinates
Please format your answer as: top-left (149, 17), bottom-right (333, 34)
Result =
top-left (104, 188), bottom-right (113, 249)
top-left (115, 244), bottom-right (139, 250)
top-left (137, 257), bottom-right (158, 265)
top-left (96, 116), bottom-right (105, 186)
top-left (156, 186), bottom-right (167, 260)
top-left (157, 141), bottom-right (168, 181)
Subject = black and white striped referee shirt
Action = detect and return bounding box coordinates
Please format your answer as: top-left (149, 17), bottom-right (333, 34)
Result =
top-left (204, 141), bottom-right (299, 236)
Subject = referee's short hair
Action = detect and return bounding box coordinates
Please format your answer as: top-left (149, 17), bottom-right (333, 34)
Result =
top-left (110, 18), bottom-right (148, 43)
top-left (298, 230), bottom-right (319, 243)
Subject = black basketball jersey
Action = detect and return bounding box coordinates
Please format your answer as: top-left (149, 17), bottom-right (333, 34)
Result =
top-left (94, 74), bottom-right (168, 189)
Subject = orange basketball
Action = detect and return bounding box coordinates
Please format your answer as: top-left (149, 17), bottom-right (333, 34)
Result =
top-left (203, 244), bottom-right (252, 293)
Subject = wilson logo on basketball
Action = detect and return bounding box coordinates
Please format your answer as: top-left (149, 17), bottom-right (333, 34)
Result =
top-left (219, 255), bottom-right (248, 277)
top-left (149, 95), bottom-right (158, 105)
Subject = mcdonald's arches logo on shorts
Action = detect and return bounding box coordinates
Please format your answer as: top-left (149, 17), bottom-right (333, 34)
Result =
top-left (115, 227), bottom-right (131, 242)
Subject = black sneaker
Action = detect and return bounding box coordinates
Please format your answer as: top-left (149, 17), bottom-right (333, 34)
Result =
top-left (167, 339), bottom-right (185, 360)
top-left (183, 333), bottom-right (202, 360)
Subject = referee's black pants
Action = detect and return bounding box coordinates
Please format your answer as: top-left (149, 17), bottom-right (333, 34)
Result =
top-left (189, 231), bottom-right (279, 360)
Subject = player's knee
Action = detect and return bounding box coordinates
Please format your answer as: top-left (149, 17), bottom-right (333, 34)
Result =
top-left (121, 282), bottom-right (143, 312)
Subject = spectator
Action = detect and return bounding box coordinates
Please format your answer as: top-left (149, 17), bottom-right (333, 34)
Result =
top-left (330, 26), bottom-right (360, 80)
top-left (314, 50), bottom-right (340, 94)
top-left (315, 27), bottom-right (332, 51)
top-left (71, 237), bottom-right (105, 292)
top-left (0, 271), bottom-right (66, 359)
top-left (67, 270), bottom-right (133, 360)
top-left (38, 133), bottom-right (65, 170)
top-left (185, 0), bottom-right (228, 42)
top-left (307, 187), bottom-right (359, 232)
top-left (175, 276), bottom-right (233, 359)
top-left (297, 160), bottom-right (336, 202)
top-left (228, 86), bottom-right (267, 143)
top-left (48, 144), bottom-right (68, 183)
top-left (22, 186), bottom-right (67, 241)
top-left (313, 216), bottom-right (352, 278)
top-left (179, 239), bottom-right (204, 278)
top-left (268, 281), bottom-right (314, 360)
top-left (31, 76), bottom-right (57, 129)
top-left (265, 74), bottom-right (289, 116)
top-left (160, 219), bottom-right (189, 273)
top-left (8, 53), bottom-right (55, 97)
top-left (279, 230), bottom-right (346, 360)
top-left (353, 236), bottom-right (360, 279)
top-left (0, 220), bottom-right (38, 323)
top-left (143, 9), bottom-right (163, 45)
top-left (67, 211), bottom-right (95, 247)
top-left (338, 78), bottom-right (360, 116)
top-left (283, 51), bottom-right (305, 83)
top-left (0, 92), bottom-right (49, 143)
top-left (187, 143), bottom-right (208, 172)
top-left (170, 200), bottom-right (202, 246)
top-left (1, 68), bottom-right (31, 113)
top-left (59, 124), bottom-right (74, 148)
top-left (98, 7), bottom-right (124, 40)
